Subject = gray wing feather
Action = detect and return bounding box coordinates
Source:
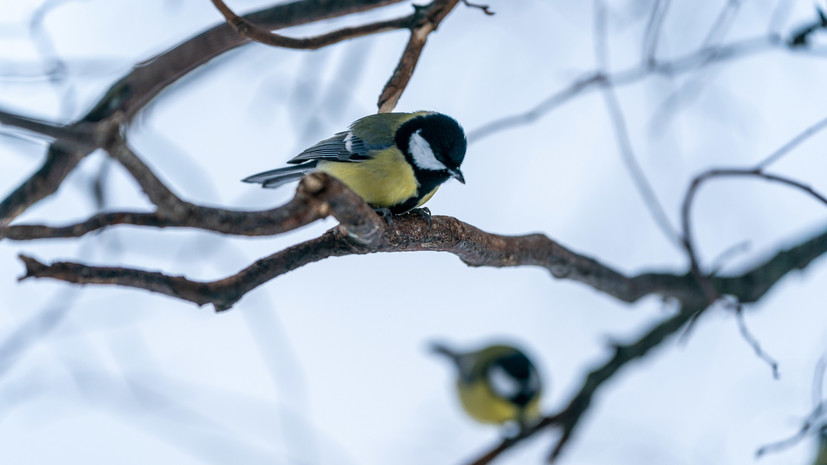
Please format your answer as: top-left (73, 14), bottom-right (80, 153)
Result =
top-left (287, 130), bottom-right (387, 164)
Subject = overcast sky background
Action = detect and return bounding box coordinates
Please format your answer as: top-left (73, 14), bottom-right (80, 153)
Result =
top-left (1, 0), bottom-right (827, 464)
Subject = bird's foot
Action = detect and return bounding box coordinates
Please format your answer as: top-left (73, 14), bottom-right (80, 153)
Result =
top-left (374, 207), bottom-right (394, 227)
top-left (409, 207), bottom-right (432, 230)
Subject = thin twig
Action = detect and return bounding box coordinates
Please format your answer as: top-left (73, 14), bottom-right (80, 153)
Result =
top-left (377, 0), bottom-right (462, 112)
top-left (641, 0), bottom-right (671, 66)
top-left (732, 302), bottom-right (780, 379)
top-left (755, 114), bottom-right (827, 170)
top-left (755, 356), bottom-right (826, 457)
top-left (601, 85), bottom-right (682, 247)
top-left (816, 357), bottom-right (826, 409)
top-left (593, 0), bottom-right (608, 70)
top-left (461, 0), bottom-right (494, 15)
top-left (469, 34), bottom-right (777, 142)
top-left (708, 240), bottom-right (751, 276)
top-left (756, 401), bottom-right (827, 457)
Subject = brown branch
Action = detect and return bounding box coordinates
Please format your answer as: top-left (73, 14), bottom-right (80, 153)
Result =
top-left (0, 0), bottom-right (407, 227)
top-left (0, 108), bottom-right (92, 146)
top-left (0, 145), bottom-right (86, 228)
top-left (461, 0), bottom-right (494, 16)
top-left (465, 223), bottom-right (827, 463)
top-left (14, 169), bottom-right (827, 314)
top-left (104, 139), bottom-right (184, 213)
top-left (208, 0), bottom-right (467, 113)
top-left (377, 0), bottom-right (462, 112)
top-left (2, 173), bottom-right (383, 241)
top-left (84, 0), bottom-right (406, 123)
top-left (209, 0), bottom-right (415, 49)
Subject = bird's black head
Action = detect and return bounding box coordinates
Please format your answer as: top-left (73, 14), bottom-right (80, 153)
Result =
top-left (486, 349), bottom-right (541, 407)
top-left (396, 113), bottom-right (467, 184)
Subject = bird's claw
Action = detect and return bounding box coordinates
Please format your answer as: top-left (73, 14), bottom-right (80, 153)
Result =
top-left (374, 207), bottom-right (394, 227)
top-left (409, 207), bottom-right (432, 229)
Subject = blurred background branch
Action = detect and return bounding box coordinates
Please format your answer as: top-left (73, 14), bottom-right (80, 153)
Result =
top-left (2, 1), bottom-right (827, 464)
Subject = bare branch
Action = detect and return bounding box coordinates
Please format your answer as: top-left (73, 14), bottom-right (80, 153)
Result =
top-left (641, 0), bottom-right (671, 66)
top-left (0, 145), bottom-right (86, 228)
top-left (0, 108), bottom-right (91, 146)
top-left (0, 0), bottom-right (408, 227)
top-left (682, 168), bottom-right (827, 273)
top-left (466, 224), bottom-right (827, 463)
top-left (732, 302), bottom-right (780, 379)
top-left (788, 6), bottom-right (827, 47)
top-left (461, 0), bottom-right (494, 16)
top-left (702, 0), bottom-right (744, 47)
top-left (468, 303), bottom-right (703, 465)
top-left (469, 34), bottom-right (778, 142)
top-left (593, 0), bottom-right (609, 70)
top-left (104, 140), bottom-right (184, 212)
top-left (377, 0), bottom-right (462, 112)
top-left (2, 173), bottom-right (383, 241)
top-left (601, 85), bottom-right (681, 247)
top-left (209, 0), bottom-right (415, 50)
top-left (14, 165), bottom-right (827, 318)
top-left (756, 114), bottom-right (827, 170)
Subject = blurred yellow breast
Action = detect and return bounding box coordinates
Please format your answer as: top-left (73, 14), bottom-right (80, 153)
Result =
top-left (457, 380), bottom-right (541, 424)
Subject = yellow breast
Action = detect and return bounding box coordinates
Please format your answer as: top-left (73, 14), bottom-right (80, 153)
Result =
top-left (317, 148), bottom-right (419, 208)
top-left (456, 380), bottom-right (541, 424)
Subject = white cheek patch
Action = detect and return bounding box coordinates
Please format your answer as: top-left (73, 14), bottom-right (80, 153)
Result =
top-left (409, 129), bottom-right (446, 171)
top-left (487, 365), bottom-right (521, 399)
top-left (344, 131), bottom-right (354, 153)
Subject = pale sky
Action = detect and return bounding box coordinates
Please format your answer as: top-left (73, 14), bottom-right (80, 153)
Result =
top-left (1, 1), bottom-right (827, 464)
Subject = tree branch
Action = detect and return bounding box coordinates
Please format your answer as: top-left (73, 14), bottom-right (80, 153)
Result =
top-left (1, 173), bottom-right (382, 241)
top-left (377, 0), bottom-right (462, 112)
top-left (467, 217), bottom-right (827, 463)
top-left (0, 0), bottom-right (409, 227)
top-left (13, 168), bottom-right (827, 314)
top-left (209, 0), bottom-right (416, 50)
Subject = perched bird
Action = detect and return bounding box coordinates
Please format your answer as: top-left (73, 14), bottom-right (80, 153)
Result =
top-left (243, 111), bottom-right (467, 215)
top-left (432, 342), bottom-right (543, 428)
top-left (815, 425), bottom-right (827, 465)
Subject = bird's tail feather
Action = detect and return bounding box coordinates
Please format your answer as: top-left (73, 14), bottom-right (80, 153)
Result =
top-left (431, 342), bottom-right (461, 362)
top-left (241, 161), bottom-right (318, 189)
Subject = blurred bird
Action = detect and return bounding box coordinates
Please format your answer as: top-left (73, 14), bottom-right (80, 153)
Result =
top-left (243, 111), bottom-right (466, 215)
top-left (815, 425), bottom-right (827, 465)
top-left (431, 342), bottom-right (543, 428)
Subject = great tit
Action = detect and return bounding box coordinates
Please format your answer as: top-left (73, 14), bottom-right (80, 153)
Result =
top-left (432, 342), bottom-right (543, 428)
top-left (242, 111), bottom-right (467, 215)
top-left (816, 426), bottom-right (827, 465)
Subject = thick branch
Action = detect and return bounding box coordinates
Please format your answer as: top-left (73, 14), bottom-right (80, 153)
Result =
top-left (14, 170), bottom-right (827, 312)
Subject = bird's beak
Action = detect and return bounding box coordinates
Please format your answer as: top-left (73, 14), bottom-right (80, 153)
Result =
top-left (449, 168), bottom-right (465, 184)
